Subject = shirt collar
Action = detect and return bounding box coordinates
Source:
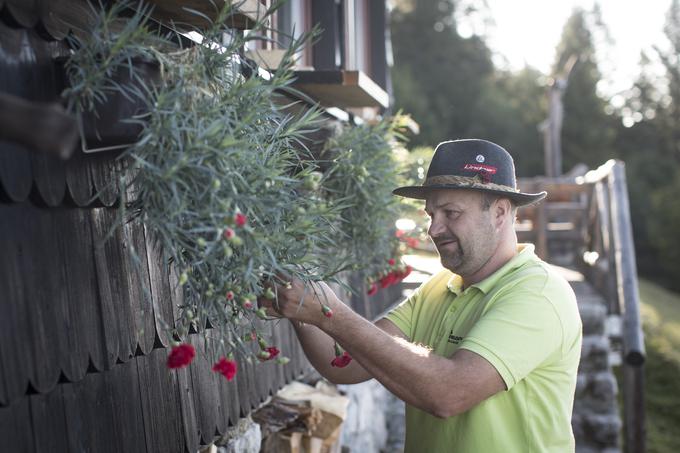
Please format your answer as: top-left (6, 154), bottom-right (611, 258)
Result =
top-left (446, 274), bottom-right (464, 296)
top-left (446, 244), bottom-right (536, 295)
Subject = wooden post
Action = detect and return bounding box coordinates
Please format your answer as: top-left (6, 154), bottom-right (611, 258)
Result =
top-left (544, 80), bottom-right (564, 177)
top-left (623, 364), bottom-right (646, 453)
top-left (535, 181), bottom-right (548, 260)
top-left (542, 56), bottom-right (578, 177)
top-left (609, 161), bottom-right (646, 453)
top-left (598, 179), bottom-right (618, 314)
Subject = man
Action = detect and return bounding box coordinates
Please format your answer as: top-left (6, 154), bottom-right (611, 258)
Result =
top-left (260, 139), bottom-right (583, 452)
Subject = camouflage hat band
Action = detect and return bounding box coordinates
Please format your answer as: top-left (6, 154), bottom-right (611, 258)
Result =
top-left (423, 175), bottom-right (520, 194)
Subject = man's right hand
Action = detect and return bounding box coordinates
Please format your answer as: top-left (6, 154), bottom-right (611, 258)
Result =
top-left (256, 277), bottom-right (408, 384)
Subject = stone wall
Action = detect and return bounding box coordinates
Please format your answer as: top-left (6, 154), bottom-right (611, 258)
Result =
top-left (339, 381), bottom-right (405, 453)
top-left (572, 283), bottom-right (622, 453)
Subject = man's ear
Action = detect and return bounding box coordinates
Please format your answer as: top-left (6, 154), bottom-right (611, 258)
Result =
top-left (494, 198), bottom-right (512, 225)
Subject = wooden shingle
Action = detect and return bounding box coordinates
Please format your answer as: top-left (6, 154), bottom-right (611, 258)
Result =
top-left (0, 397), bottom-right (35, 451)
top-left (29, 388), bottom-right (70, 452)
top-left (137, 349), bottom-right (187, 452)
top-left (143, 227), bottom-right (177, 348)
top-left (0, 205), bottom-right (33, 405)
top-left (17, 203), bottom-right (63, 394)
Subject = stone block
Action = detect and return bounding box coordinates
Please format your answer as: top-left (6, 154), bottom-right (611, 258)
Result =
top-left (579, 336), bottom-right (611, 373)
top-left (339, 381), bottom-right (389, 452)
top-left (579, 303), bottom-right (606, 336)
top-left (214, 416), bottom-right (262, 453)
top-left (588, 372), bottom-right (618, 411)
top-left (571, 412), bottom-right (585, 443)
top-left (575, 373), bottom-right (588, 398)
top-left (583, 413), bottom-right (621, 447)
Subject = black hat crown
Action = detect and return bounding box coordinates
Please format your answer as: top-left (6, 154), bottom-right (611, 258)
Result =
top-left (393, 139), bottom-right (546, 206)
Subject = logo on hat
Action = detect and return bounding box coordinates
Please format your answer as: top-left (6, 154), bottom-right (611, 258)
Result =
top-left (476, 154), bottom-right (485, 163)
top-left (463, 163), bottom-right (497, 174)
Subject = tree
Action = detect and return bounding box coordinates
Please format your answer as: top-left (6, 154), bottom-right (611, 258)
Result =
top-left (552, 8), bottom-right (615, 170)
top-left (614, 0), bottom-right (680, 286)
top-left (390, 0), bottom-right (494, 147)
top-left (467, 67), bottom-right (546, 176)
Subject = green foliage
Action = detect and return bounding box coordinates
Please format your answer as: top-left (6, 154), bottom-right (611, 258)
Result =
top-left (648, 170), bottom-right (680, 280)
top-left (390, 0), bottom-right (494, 147)
top-left (468, 68), bottom-right (546, 176)
top-left (615, 0), bottom-right (680, 286)
top-left (321, 119), bottom-right (405, 275)
top-left (63, 2), bottom-right (404, 360)
top-left (634, 279), bottom-right (680, 453)
top-left (62, 1), bottom-right (161, 114)
top-left (390, 2), bottom-right (546, 176)
top-left (393, 145), bottom-right (434, 244)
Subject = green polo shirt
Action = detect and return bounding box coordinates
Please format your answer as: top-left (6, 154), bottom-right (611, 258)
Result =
top-left (385, 244), bottom-right (582, 453)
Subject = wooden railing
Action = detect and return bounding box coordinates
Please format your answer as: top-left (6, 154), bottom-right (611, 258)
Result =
top-left (518, 160), bottom-right (646, 453)
top-left (580, 160), bottom-right (646, 453)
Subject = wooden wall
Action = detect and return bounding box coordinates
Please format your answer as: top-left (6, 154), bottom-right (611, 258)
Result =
top-left (0, 5), bottom-right (403, 452)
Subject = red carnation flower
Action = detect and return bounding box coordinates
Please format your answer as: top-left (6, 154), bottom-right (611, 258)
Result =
top-left (223, 228), bottom-right (235, 240)
top-left (212, 357), bottom-right (238, 381)
top-left (234, 213), bottom-right (247, 227)
top-left (406, 237), bottom-right (419, 248)
top-left (258, 346), bottom-right (280, 361)
top-left (367, 282), bottom-right (378, 296)
top-left (331, 351), bottom-right (352, 368)
top-left (167, 343), bottom-right (195, 369)
top-left (388, 258), bottom-right (396, 266)
top-left (380, 273), bottom-right (395, 288)
top-left (395, 229), bottom-right (405, 238)
top-left (225, 290), bottom-right (235, 301)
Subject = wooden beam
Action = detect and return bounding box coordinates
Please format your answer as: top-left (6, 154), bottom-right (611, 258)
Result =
top-left (141, 0), bottom-right (266, 30)
top-left (311, 0), bottom-right (343, 70)
top-left (368, 0), bottom-right (388, 90)
top-left (292, 69), bottom-right (389, 108)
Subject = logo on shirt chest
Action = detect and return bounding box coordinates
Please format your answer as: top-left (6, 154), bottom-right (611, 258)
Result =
top-left (448, 331), bottom-right (463, 344)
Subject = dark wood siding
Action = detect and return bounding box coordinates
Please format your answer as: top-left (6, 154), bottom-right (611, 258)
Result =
top-left (0, 3), bottom-right (400, 451)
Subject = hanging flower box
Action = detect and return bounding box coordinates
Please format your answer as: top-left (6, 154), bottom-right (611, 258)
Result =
top-left (61, 57), bottom-right (161, 153)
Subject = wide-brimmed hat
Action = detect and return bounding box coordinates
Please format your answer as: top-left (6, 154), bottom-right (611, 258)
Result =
top-left (393, 139), bottom-right (546, 206)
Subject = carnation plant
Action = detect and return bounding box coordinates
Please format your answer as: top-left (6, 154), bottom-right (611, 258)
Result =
top-left (63, 1), bottom-right (406, 378)
top-left (321, 118), bottom-right (413, 296)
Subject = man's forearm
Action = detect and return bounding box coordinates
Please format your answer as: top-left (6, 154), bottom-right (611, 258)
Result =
top-left (317, 303), bottom-right (470, 417)
top-left (292, 319), bottom-right (373, 384)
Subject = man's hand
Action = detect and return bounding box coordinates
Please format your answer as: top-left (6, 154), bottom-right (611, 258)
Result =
top-left (257, 277), bottom-right (340, 326)
top-left (256, 276), bottom-right (377, 384)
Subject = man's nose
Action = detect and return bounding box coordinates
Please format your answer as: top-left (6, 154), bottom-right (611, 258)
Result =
top-left (428, 216), bottom-right (446, 238)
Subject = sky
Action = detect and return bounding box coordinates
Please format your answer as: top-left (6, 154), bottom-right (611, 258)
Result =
top-left (461, 0), bottom-right (672, 98)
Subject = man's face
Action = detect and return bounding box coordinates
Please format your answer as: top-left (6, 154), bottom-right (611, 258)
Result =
top-left (424, 189), bottom-right (499, 276)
